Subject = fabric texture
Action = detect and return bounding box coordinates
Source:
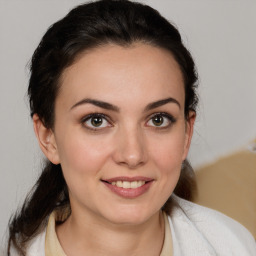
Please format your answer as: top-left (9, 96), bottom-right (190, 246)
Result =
top-left (10, 195), bottom-right (256, 256)
top-left (170, 195), bottom-right (256, 255)
top-left (45, 211), bottom-right (66, 256)
top-left (9, 230), bottom-right (46, 256)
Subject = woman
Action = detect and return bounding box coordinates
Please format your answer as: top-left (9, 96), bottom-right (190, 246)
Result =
top-left (8, 0), bottom-right (255, 255)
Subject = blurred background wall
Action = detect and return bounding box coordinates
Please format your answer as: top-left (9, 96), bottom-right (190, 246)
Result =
top-left (0, 0), bottom-right (255, 249)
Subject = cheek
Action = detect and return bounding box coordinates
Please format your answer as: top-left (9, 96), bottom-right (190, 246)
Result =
top-left (56, 134), bottom-right (113, 204)
top-left (56, 133), bottom-right (113, 177)
top-left (150, 132), bottom-right (186, 170)
top-left (148, 131), bottom-right (186, 196)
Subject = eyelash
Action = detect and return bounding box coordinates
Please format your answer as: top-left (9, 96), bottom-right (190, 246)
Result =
top-left (81, 112), bottom-right (176, 131)
top-left (146, 112), bottom-right (176, 129)
top-left (81, 113), bottom-right (112, 131)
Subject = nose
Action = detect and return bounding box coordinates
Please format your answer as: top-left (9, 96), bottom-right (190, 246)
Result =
top-left (112, 126), bottom-right (148, 169)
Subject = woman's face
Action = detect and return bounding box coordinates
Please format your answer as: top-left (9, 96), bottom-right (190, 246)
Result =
top-left (42, 43), bottom-right (194, 225)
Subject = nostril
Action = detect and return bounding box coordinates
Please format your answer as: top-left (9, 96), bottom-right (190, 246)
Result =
top-left (112, 133), bottom-right (148, 168)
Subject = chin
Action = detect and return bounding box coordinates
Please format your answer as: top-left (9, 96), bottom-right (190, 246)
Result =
top-left (101, 204), bottom-right (159, 226)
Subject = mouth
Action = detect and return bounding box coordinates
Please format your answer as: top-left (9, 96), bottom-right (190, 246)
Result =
top-left (101, 177), bottom-right (154, 198)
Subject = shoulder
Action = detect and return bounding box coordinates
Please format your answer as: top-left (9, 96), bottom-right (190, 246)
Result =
top-left (9, 229), bottom-right (46, 256)
top-left (27, 230), bottom-right (46, 256)
top-left (169, 195), bottom-right (256, 255)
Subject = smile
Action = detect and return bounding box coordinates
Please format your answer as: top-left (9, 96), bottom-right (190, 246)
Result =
top-left (101, 177), bottom-right (154, 198)
top-left (110, 181), bottom-right (146, 188)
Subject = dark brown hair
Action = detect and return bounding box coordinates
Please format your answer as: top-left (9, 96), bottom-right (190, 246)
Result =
top-left (8, 0), bottom-right (198, 254)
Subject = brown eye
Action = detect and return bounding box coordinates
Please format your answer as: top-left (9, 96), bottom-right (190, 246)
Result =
top-left (83, 114), bottom-right (111, 130)
top-left (146, 113), bottom-right (175, 128)
top-left (152, 115), bottom-right (164, 126)
top-left (91, 116), bottom-right (103, 127)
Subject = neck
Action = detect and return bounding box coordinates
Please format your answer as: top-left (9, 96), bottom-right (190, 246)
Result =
top-left (56, 209), bottom-right (165, 256)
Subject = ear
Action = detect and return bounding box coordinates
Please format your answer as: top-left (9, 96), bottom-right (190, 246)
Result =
top-left (33, 114), bottom-right (60, 165)
top-left (182, 111), bottom-right (196, 160)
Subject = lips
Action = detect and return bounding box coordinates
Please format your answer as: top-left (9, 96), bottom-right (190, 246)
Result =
top-left (101, 176), bottom-right (154, 198)
top-left (102, 176), bottom-right (153, 183)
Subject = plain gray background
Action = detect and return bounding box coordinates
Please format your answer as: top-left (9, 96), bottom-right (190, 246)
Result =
top-left (1, 0), bottom-right (256, 250)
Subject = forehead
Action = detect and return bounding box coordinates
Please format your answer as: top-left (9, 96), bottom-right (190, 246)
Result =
top-left (58, 43), bottom-right (185, 110)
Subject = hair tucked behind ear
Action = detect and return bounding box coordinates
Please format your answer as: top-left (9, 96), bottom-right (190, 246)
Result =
top-left (8, 0), bottom-right (198, 254)
top-left (8, 162), bottom-right (69, 255)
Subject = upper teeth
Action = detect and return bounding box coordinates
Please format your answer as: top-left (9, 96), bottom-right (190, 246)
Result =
top-left (111, 181), bottom-right (146, 188)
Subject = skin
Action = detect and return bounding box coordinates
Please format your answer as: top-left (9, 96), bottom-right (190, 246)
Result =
top-left (33, 43), bottom-right (195, 256)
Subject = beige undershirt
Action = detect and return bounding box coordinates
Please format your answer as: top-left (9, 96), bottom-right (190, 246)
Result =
top-left (45, 210), bottom-right (173, 256)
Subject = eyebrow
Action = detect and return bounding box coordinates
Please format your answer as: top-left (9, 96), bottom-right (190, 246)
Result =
top-left (70, 98), bottom-right (120, 112)
top-left (144, 97), bottom-right (181, 111)
top-left (70, 97), bottom-right (180, 112)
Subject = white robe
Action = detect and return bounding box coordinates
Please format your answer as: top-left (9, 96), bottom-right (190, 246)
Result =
top-left (10, 195), bottom-right (256, 256)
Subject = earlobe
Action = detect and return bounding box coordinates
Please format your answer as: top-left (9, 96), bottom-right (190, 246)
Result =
top-left (182, 111), bottom-right (196, 160)
top-left (33, 114), bottom-right (60, 164)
